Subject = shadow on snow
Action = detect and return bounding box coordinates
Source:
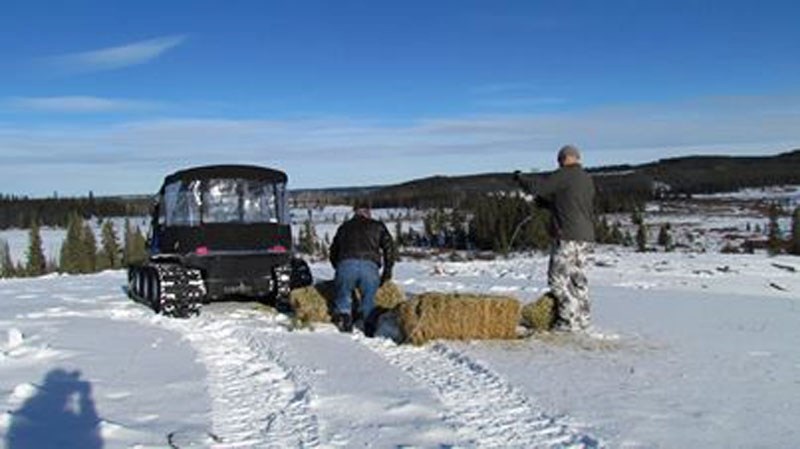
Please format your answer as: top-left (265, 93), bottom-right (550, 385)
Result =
top-left (6, 368), bottom-right (103, 449)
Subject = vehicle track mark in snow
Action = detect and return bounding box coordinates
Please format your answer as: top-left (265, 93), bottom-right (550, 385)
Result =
top-left (38, 291), bottom-right (322, 449)
top-left (168, 314), bottom-right (322, 449)
top-left (362, 338), bottom-right (600, 448)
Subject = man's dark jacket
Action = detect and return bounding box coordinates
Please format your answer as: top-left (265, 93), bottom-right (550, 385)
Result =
top-left (519, 165), bottom-right (596, 242)
top-left (329, 215), bottom-right (395, 273)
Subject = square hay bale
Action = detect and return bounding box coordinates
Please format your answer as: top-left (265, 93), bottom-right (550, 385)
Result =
top-left (289, 280), bottom-right (405, 324)
top-left (289, 283), bottom-right (333, 324)
top-left (354, 280), bottom-right (405, 311)
top-left (397, 292), bottom-right (521, 345)
top-left (520, 292), bottom-right (557, 332)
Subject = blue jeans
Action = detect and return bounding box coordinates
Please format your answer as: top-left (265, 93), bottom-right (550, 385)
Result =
top-left (334, 259), bottom-right (380, 320)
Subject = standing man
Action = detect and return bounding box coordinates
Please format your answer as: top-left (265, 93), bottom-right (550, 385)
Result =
top-left (329, 201), bottom-right (395, 336)
top-left (515, 145), bottom-right (595, 331)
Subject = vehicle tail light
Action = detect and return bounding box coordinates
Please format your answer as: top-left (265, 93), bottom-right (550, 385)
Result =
top-left (195, 246), bottom-right (209, 255)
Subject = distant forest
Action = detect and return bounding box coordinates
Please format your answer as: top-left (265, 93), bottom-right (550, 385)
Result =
top-left (351, 149), bottom-right (800, 211)
top-left (2, 149), bottom-right (799, 229)
top-left (0, 194), bottom-right (151, 230)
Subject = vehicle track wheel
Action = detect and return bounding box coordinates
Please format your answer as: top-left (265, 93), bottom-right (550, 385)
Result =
top-left (128, 267), bottom-right (138, 297)
top-left (137, 268), bottom-right (147, 300)
top-left (147, 268), bottom-right (161, 313)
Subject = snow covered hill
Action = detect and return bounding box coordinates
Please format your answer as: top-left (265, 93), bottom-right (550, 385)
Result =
top-left (1, 248), bottom-right (798, 448)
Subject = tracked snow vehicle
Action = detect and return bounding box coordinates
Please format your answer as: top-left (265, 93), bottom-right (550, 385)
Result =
top-left (128, 165), bottom-right (313, 317)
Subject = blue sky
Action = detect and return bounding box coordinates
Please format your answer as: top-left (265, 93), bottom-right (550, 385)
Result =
top-left (1, 0), bottom-right (799, 196)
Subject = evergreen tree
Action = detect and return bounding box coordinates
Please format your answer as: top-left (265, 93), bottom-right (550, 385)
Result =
top-left (82, 223), bottom-right (98, 273)
top-left (631, 208), bottom-right (644, 226)
top-left (98, 220), bottom-right (120, 269)
top-left (466, 195), bottom-right (548, 253)
top-left (767, 204), bottom-right (783, 255)
top-left (595, 216), bottom-right (610, 244)
top-left (448, 209), bottom-right (467, 249)
top-left (0, 238), bottom-right (15, 278)
top-left (394, 220), bottom-right (403, 247)
top-left (657, 223), bottom-right (672, 251)
top-left (60, 212), bottom-right (87, 274)
top-left (636, 222), bottom-right (647, 252)
top-left (610, 221), bottom-right (624, 245)
top-left (298, 218), bottom-right (317, 255)
top-left (622, 230), bottom-right (634, 247)
top-left (790, 206), bottom-right (800, 256)
top-left (26, 221), bottom-right (46, 276)
top-left (123, 224), bottom-right (148, 265)
top-left (121, 218), bottom-right (132, 266)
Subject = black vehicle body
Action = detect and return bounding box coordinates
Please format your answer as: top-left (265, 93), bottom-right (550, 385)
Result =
top-left (129, 165), bottom-right (311, 316)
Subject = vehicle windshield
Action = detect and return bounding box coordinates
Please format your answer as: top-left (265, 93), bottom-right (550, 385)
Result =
top-left (161, 178), bottom-right (286, 225)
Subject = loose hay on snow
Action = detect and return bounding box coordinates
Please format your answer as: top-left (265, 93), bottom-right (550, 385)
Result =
top-left (289, 280), bottom-right (405, 324)
top-left (520, 292), bottom-right (557, 332)
top-left (397, 292), bottom-right (521, 345)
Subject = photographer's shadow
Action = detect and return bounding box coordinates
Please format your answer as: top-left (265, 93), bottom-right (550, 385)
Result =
top-left (6, 368), bottom-right (103, 449)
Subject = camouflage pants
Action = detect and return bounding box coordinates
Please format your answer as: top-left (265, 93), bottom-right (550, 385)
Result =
top-left (548, 240), bottom-right (591, 331)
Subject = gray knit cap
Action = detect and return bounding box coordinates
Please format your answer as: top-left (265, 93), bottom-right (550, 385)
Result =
top-left (557, 144), bottom-right (582, 163)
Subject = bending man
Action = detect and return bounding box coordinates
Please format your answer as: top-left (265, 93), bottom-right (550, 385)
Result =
top-left (329, 201), bottom-right (395, 336)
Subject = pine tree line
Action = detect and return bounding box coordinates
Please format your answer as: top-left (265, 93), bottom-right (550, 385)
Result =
top-left (0, 194), bottom-right (151, 230)
top-left (0, 217), bottom-right (148, 279)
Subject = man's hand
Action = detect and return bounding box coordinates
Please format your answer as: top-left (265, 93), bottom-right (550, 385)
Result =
top-left (513, 170), bottom-right (535, 195)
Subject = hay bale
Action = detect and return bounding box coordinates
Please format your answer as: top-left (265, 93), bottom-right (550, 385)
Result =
top-left (289, 280), bottom-right (405, 324)
top-left (520, 292), bottom-right (557, 332)
top-left (289, 284), bottom-right (332, 323)
top-left (354, 280), bottom-right (405, 310)
top-left (397, 292), bottom-right (521, 345)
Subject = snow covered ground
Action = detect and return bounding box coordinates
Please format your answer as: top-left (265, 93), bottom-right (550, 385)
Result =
top-left (1, 247), bottom-right (799, 448)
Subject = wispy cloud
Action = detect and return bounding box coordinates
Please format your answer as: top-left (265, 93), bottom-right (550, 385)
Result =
top-left (471, 83), bottom-right (540, 95)
top-left (477, 97), bottom-right (567, 108)
top-left (1, 92), bottom-right (799, 195)
top-left (5, 96), bottom-right (160, 113)
top-left (44, 35), bottom-right (187, 73)
top-left (471, 82), bottom-right (566, 110)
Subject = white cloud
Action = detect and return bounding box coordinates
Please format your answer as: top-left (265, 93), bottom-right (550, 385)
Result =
top-left (470, 82), bottom-right (540, 95)
top-left (6, 96), bottom-right (159, 113)
top-left (1, 92), bottom-right (799, 195)
top-left (45, 35), bottom-right (186, 73)
top-left (471, 83), bottom-right (566, 110)
top-left (476, 97), bottom-right (567, 108)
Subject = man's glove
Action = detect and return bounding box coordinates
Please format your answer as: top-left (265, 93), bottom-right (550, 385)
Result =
top-left (380, 270), bottom-right (392, 286)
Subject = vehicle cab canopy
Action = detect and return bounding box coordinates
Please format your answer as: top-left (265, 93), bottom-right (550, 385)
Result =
top-left (158, 165), bottom-right (290, 226)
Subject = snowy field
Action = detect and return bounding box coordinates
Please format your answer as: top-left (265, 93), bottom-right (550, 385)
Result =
top-left (1, 247), bottom-right (799, 448)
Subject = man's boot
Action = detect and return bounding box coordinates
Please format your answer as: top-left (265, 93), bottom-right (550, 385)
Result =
top-left (334, 313), bottom-right (353, 333)
top-left (363, 309), bottom-right (381, 338)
